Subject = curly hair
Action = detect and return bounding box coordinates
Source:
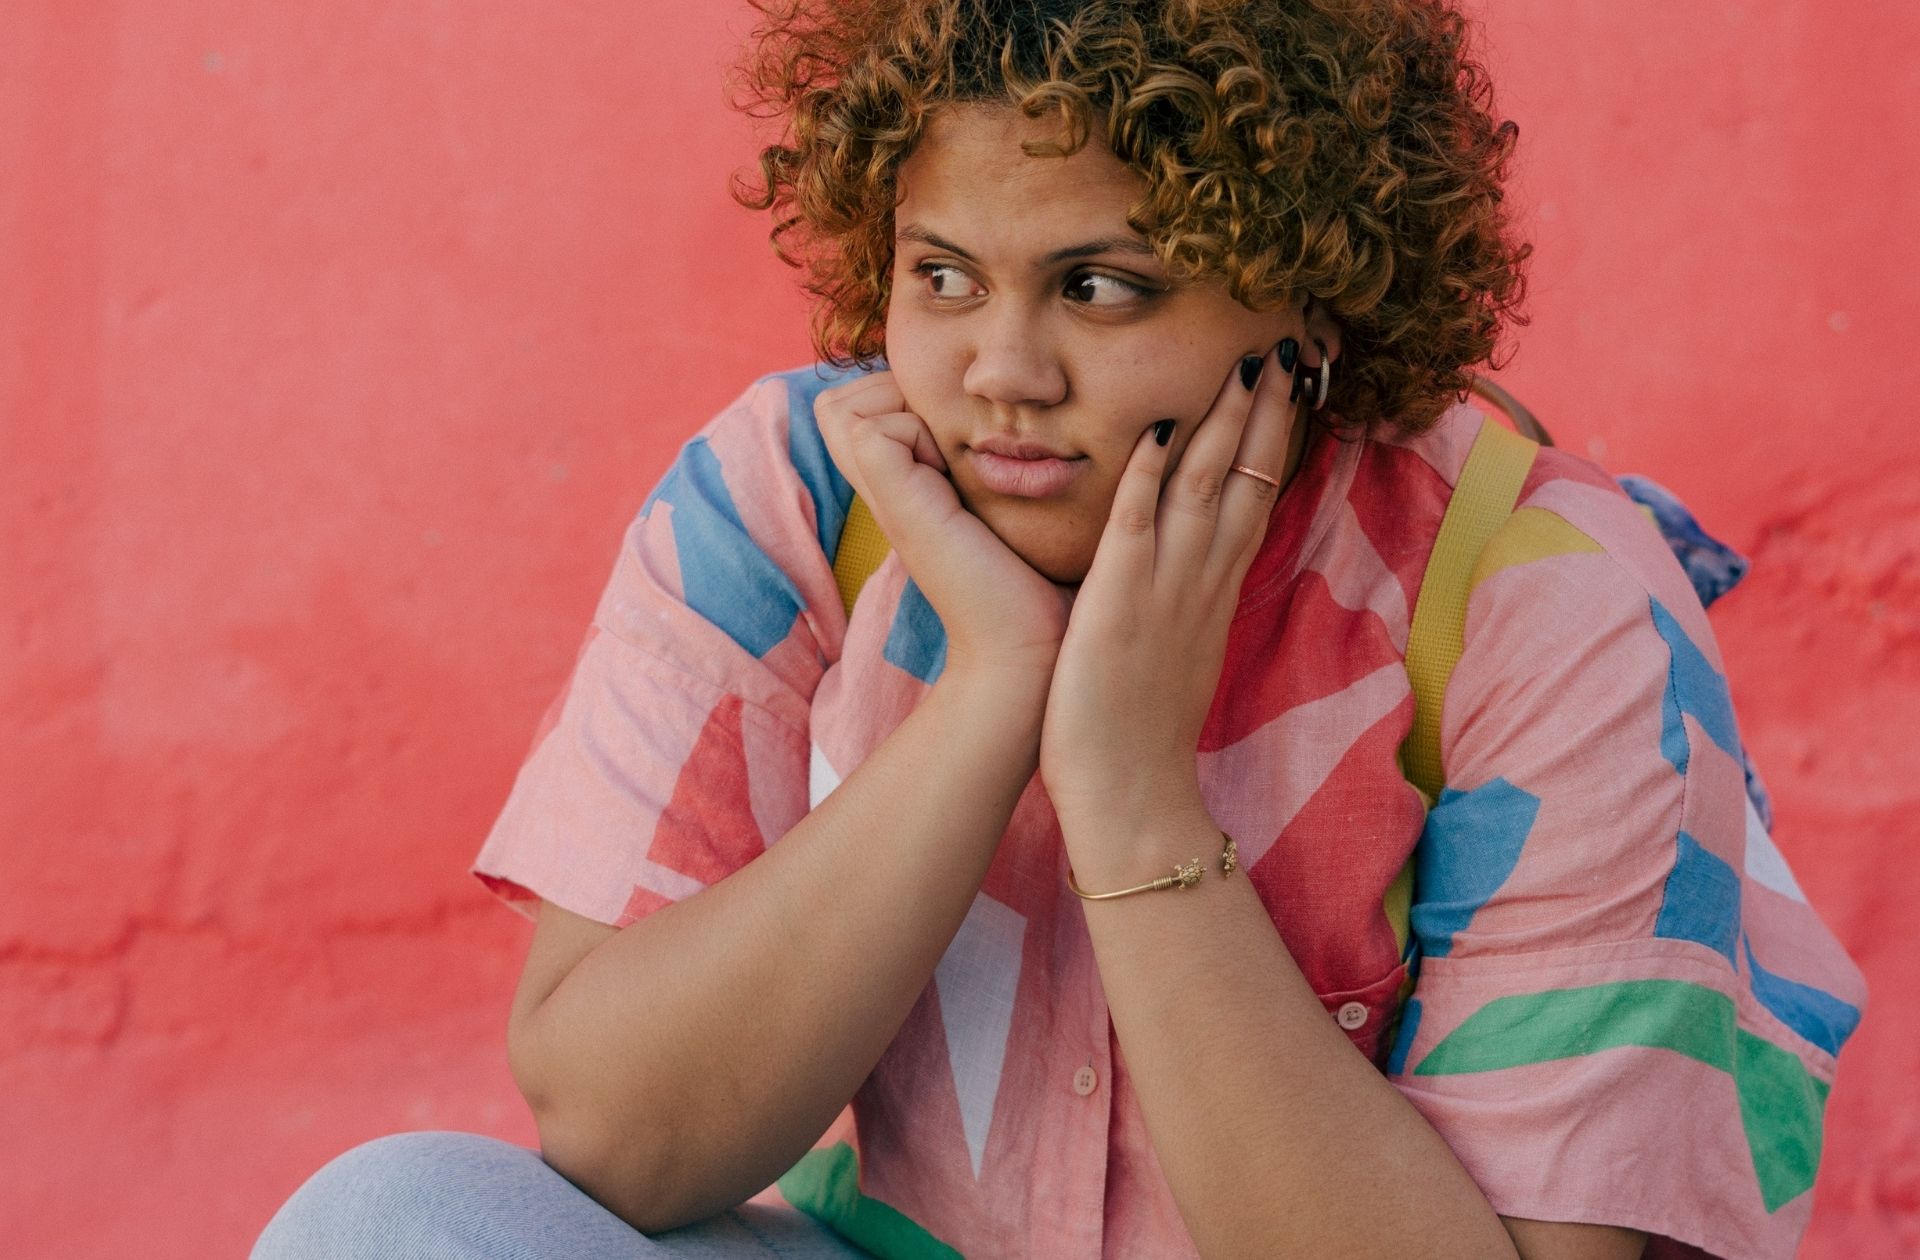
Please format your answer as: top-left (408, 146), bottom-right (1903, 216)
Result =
top-left (730, 0), bottom-right (1530, 435)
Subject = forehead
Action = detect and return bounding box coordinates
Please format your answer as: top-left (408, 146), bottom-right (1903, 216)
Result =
top-left (895, 104), bottom-right (1147, 241)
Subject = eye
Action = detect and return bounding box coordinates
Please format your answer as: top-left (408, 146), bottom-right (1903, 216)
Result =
top-left (913, 262), bottom-right (985, 300)
top-left (1062, 270), bottom-right (1152, 307)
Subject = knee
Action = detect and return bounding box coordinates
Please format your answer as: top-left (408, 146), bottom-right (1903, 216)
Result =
top-left (250, 1130), bottom-right (542, 1260)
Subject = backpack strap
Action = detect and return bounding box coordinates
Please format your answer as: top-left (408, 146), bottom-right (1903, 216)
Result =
top-left (1382, 415), bottom-right (1540, 969)
top-left (832, 493), bottom-right (891, 621)
top-left (1399, 418), bottom-right (1541, 801)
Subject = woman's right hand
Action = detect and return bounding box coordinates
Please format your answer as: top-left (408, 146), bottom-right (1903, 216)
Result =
top-left (814, 370), bottom-right (1074, 682)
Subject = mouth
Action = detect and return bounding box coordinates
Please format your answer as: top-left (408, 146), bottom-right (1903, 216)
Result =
top-left (968, 449), bottom-right (1090, 498)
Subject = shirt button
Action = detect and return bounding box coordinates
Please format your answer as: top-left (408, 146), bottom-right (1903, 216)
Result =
top-left (1072, 1065), bottom-right (1098, 1096)
top-left (1335, 1001), bottom-right (1369, 1031)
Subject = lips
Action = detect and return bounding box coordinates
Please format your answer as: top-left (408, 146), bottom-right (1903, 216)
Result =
top-left (972, 436), bottom-right (1078, 461)
top-left (969, 448), bottom-right (1089, 498)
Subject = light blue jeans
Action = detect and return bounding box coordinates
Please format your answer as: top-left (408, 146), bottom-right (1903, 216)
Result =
top-left (249, 1131), bottom-right (873, 1259)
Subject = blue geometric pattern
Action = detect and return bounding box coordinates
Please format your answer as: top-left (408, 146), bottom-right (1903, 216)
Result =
top-left (767, 362), bottom-right (873, 562)
top-left (1410, 778), bottom-right (1540, 960)
top-left (884, 577), bottom-right (947, 685)
top-left (1618, 476), bottom-right (1775, 828)
top-left (1654, 831), bottom-right (1742, 965)
top-left (639, 436), bottom-right (805, 659)
top-left (1649, 596), bottom-right (1743, 776)
top-left (1743, 934), bottom-right (1863, 1057)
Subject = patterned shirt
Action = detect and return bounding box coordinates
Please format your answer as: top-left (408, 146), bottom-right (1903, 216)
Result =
top-left (471, 362), bottom-right (1867, 1259)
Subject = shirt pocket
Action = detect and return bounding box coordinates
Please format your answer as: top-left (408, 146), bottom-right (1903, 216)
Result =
top-left (1314, 959), bottom-right (1410, 1071)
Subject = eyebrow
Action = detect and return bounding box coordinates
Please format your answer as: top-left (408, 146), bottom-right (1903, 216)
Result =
top-left (895, 223), bottom-right (1158, 267)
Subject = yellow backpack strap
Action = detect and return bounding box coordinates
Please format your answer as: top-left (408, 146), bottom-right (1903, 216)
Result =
top-left (1399, 417), bottom-right (1540, 800)
top-left (1383, 416), bottom-right (1540, 966)
top-left (831, 493), bottom-right (892, 620)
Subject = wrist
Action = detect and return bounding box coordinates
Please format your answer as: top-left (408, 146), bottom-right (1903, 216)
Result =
top-left (939, 653), bottom-right (1056, 704)
top-left (1059, 791), bottom-right (1221, 890)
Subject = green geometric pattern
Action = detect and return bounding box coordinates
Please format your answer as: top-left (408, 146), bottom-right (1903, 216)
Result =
top-left (777, 1140), bottom-right (964, 1259)
top-left (1411, 979), bottom-right (1829, 1210)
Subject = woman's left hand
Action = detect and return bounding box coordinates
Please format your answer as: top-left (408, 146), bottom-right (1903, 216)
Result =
top-left (1039, 340), bottom-right (1300, 865)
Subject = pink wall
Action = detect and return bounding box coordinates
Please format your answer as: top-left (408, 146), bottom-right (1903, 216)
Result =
top-left (4, 2), bottom-right (1913, 1255)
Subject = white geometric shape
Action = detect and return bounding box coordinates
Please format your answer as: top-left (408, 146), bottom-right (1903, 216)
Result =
top-left (1319, 500), bottom-right (1412, 653)
top-left (809, 739), bottom-right (843, 811)
top-left (631, 856), bottom-right (705, 903)
top-left (933, 892), bottom-right (1026, 1179)
top-left (1743, 793), bottom-right (1807, 903)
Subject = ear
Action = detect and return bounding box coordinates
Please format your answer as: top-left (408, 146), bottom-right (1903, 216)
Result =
top-left (1302, 298), bottom-right (1343, 365)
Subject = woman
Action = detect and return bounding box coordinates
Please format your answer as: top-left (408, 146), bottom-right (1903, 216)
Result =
top-left (252, 1), bottom-right (1866, 1257)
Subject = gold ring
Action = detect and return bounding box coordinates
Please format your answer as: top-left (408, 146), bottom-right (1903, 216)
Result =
top-left (1229, 463), bottom-right (1280, 488)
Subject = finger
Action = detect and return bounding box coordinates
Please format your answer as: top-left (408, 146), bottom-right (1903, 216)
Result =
top-left (1085, 416), bottom-right (1178, 589)
top-left (1156, 348), bottom-right (1267, 561)
top-left (818, 373), bottom-right (915, 503)
top-left (861, 410), bottom-right (948, 476)
top-left (1213, 338), bottom-right (1300, 573)
top-left (818, 369), bottom-right (905, 419)
top-left (913, 421), bottom-right (949, 473)
top-left (842, 410), bottom-right (969, 549)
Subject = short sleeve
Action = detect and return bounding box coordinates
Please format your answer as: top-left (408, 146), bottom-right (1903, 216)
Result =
top-left (470, 366), bottom-right (862, 928)
top-left (1384, 469), bottom-right (1868, 1260)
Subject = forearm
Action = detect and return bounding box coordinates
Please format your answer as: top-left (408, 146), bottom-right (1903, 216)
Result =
top-left (1067, 800), bottom-right (1520, 1260)
top-left (523, 664), bottom-right (1051, 1234)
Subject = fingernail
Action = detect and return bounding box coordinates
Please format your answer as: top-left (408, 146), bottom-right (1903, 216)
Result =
top-left (1238, 354), bottom-right (1264, 390)
top-left (1153, 418), bottom-right (1175, 446)
top-left (1289, 367), bottom-right (1306, 403)
top-left (1277, 338), bottom-right (1300, 373)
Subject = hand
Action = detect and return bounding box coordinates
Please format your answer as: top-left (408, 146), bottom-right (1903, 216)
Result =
top-left (1039, 341), bottom-right (1300, 851)
top-left (814, 370), bottom-right (1076, 680)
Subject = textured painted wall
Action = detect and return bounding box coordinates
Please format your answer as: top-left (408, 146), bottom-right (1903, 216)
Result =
top-left (3, 2), bottom-right (1913, 1256)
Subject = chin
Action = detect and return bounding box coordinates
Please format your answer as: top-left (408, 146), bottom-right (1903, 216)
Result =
top-left (1026, 549), bottom-right (1091, 586)
top-left (977, 509), bottom-right (1095, 585)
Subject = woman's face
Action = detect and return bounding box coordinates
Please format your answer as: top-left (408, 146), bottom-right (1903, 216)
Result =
top-left (883, 103), bottom-right (1316, 586)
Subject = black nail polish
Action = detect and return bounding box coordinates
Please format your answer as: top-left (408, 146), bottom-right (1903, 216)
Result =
top-left (1277, 338), bottom-right (1300, 373)
top-left (1153, 418), bottom-right (1175, 446)
top-left (1239, 354), bottom-right (1264, 390)
top-left (1289, 366), bottom-right (1306, 403)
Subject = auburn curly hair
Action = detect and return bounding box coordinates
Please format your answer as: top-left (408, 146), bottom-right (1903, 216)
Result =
top-left (731, 0), bottom-right (1530, 435)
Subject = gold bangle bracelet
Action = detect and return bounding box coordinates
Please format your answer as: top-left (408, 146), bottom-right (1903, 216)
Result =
top-left (1067, 831), bottom-right (1239, 901)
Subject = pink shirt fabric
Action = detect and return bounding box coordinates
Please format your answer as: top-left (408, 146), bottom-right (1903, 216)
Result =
top-left (472, 363), bottom-right (1866, 1259)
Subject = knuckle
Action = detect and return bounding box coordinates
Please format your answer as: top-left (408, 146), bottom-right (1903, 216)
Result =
top-left (1183, 466), bottom-right (1228, 509)
top-left (1115, 504), bottom-right (1156, 536)
top-left (1240, 471), bottom-right (1280, 504)
top-left (819, 373), bottom-right (895, 418)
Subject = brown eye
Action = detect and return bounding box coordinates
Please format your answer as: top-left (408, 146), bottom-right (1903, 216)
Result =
top-left (1063, 271), bottom-right (1150, 307)
top-left (914, 262), bottom-right (983, 300)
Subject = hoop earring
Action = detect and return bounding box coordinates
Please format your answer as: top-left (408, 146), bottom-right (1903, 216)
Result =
top-left (1290, 337), bottom-right (1332, 410)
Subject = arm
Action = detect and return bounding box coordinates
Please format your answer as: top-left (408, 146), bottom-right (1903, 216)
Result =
top-left (1031, 353), bottom-right (1661, 1256)
top-left (510, 662), bottom-right (1050, 1235)
top-left (1065, 802), bottom-right (1646, 1260)
top-left (484, 364), bottom-right (1092, 1233)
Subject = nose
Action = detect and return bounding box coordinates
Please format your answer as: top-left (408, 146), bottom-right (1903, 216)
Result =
top-left (960, 301), bottom-right (1067, 409)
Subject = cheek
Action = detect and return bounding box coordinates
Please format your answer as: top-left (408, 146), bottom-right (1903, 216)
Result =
top-left (882, 306), bottom-right (967, 434)
top-left (1076, 342), bottom-right (1224, 449)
